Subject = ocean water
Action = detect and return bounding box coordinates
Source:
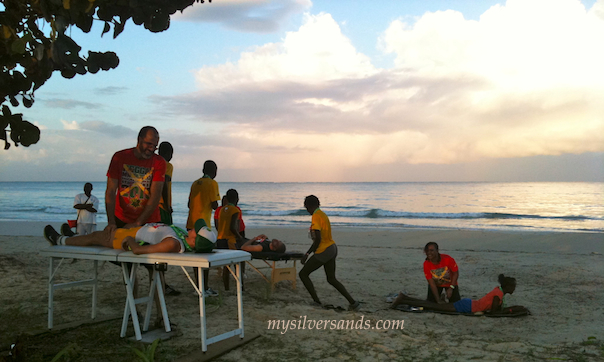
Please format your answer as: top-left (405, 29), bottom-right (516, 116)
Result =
top-left (0, 182), bottom-right (602, 233)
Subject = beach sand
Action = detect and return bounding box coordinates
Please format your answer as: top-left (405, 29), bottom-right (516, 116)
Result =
top-left (1, 221), bottom-right (603, 361)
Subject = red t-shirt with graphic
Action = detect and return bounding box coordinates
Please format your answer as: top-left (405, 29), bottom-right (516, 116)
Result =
top-left (423, 254), bottom-right (458, 287)
top-left (107, 148), bottom-right (166, 223)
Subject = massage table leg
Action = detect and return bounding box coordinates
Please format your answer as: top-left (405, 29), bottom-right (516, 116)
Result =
top-left (91, 260), bottom-right (98, 320)
top-left (121, 263), bottom-right (143, 340)
top-left (47, 257), bottom-right (99, 330)
top-left (48, 257), bottom-right (54, 329)
top-left (199, 267), bottom-right (207, 351)
top-left (236, 262), bottom-right (244, 339)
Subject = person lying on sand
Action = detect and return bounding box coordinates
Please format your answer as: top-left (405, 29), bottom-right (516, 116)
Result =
top-left (390, 274), bottom-right (516, 313)
top-left (43, 221), bottom-right (209, 255)
top-left (239, 234), bottom-right (286, 253)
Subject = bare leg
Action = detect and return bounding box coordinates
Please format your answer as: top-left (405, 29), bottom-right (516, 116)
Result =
top-left (299, 256), bottom-right (324, 304)
top-left (323, 257), bottom-right (355, 305)
top-left (64, 228), bottom-right (114, 248)
top-left (392, 293), bottom-right (457, 312)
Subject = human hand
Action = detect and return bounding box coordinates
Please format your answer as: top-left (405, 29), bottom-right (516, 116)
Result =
top-left (104, 223), bottom-right (117, 233)
top-left (301, 253), bottom-right (309, 265)
top-left (446, 288), bottom-right (453, 299)
top-left (122, 238), bottom-right (134, 251)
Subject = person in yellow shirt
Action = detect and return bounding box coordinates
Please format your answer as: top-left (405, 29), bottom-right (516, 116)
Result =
top-left (216, 189), bottom-right (245, 290)
top-left (187, 160), bottom-right (220, 229)
top-left (217, 189), bottom-right (244, 250)
top-left (187, 160), bottom-right (220, 296)
top-left (299, 195), bottom-right (360, 311)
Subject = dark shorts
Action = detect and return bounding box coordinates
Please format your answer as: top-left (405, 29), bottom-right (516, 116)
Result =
top-left (453, 298), bottom-right (472, 313)
top-left (312, 244), bottom-right (338, 264)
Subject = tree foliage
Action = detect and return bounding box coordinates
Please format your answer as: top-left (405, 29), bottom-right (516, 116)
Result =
top-left (0, 0), bottom-right (210, 150)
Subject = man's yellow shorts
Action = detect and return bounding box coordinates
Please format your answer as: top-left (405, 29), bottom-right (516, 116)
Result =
top-left (112, 227), bottom-right (140, 249)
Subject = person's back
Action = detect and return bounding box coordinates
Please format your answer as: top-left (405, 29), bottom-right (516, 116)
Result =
top-left (217, 204), bottom-right (240, 249)
top-left (187, 160), bottom-right (220, 230)
top-left (216, 189), bottom-right (243, 250)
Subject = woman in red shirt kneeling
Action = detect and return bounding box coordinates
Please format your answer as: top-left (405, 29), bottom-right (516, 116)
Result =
top-left (391, 274), bottom-right (516, 313)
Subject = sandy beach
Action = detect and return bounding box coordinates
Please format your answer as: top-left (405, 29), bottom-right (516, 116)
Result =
top-left (1, 221), bottom-right (603, 361)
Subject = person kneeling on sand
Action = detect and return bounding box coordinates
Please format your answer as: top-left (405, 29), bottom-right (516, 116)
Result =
top-left (43, 221), bottom-right (206, 255)
top-left (390, 274), bottom-right (516, 313)
top-left (239, 234), bottom-right (286, 253)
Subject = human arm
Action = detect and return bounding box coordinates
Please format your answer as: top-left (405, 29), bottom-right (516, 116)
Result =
top-left (240, 235), bottom-right (268, 252)
top-left (229, 212), bottom-right (242, 243)
top-left (489, 295), bottom-right (502, 312)
top-left (105, 177), bottom-right (118, 232)
top-left (240, 242), bottom-right (262, 252)
top-left (122, 236), bottom-right (181, 254)
top-left (302, 229), bottom-right (321, 264)
top-left (124, 180), bottom-right (164, 228)
top-left (427, 278), bottom-right (445, 303)
top-left (73, 198), bottom-right (98, 212)
top-left (74, 203), bottom-right (97, 212)
top-left (446, 270), bottom-right (459, 299)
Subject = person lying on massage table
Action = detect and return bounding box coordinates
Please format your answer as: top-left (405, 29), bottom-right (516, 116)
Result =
top-left (239, 234), bottom-right (286, 253)
top-left (43, 221), bottom-right (208, 254)
top-left (390, 274), bottom-right (516, 313)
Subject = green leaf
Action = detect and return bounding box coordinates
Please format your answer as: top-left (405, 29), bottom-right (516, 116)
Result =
top-left (10, 38), bottom-right (27, 54)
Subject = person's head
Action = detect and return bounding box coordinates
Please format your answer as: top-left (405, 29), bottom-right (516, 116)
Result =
top-left (498, 274), bottom-right (516, 294)
top-left (83, 182), bottom-right (93, 196)
top-left (135, 126), bottom-right (159, 160)
top-left (424, 242), bottom-right (440, 262)
top-left (226, 189), bottom-right (239, 205)
top-left (304, 195), bottom-right (320, 215)
top-left (221, 195), bottom-right (228, 206)
top-left (203, 160), bottom-right (217, 179)
top-left (158, 142), bottom-right (173, 162)
top-left (269, 239), bottom-right (286, 253)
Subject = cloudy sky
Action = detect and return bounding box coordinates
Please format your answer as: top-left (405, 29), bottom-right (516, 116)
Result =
top-left (2, 0), bottom-right (603, 182)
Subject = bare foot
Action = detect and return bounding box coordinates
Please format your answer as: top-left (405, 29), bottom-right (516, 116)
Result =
top-left (390, 292), bottom-right (406, 309)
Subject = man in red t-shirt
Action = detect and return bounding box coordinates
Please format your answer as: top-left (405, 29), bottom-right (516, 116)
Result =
top-left (105, 126), bottom-right (166, 232)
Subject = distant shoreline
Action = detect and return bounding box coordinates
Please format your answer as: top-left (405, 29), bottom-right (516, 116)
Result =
top-left (4, 220), bottom-right (603, 239)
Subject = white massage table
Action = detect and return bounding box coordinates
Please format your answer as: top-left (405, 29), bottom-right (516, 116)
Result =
top-left (40, 246), bottom-right (251, 352)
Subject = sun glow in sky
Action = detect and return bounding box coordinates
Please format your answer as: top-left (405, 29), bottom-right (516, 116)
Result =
top-left (2, 0), bottom-right (603, 182)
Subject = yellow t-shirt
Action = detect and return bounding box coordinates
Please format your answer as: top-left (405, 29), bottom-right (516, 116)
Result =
top-left (160, 161), bottom-right (173, 212)
top-left (217, 204), bottom-right (240, 249)
top-left (311, 208), bottom-right (335, 254)
top-left (186, 177), bottom-right (220, 229)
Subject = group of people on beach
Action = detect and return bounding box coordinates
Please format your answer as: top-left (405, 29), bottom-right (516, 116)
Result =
top-left (44, 125), bottom-right (514, 315)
